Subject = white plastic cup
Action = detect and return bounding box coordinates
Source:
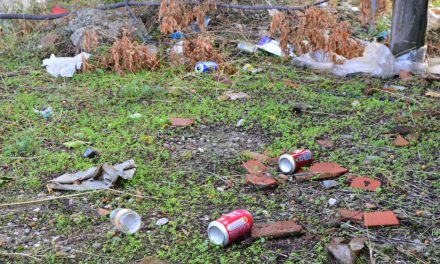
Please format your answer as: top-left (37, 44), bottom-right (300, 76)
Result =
top-left (110, 208), bottom-right (141, 234)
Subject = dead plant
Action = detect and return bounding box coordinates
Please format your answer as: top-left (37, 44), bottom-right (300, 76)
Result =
top-left (183, 35), bottom-right (223, 66)
top-left (360, 0), bottom-right (389, 24)
top-left (270, 8), bottom-right (365, 63)
top-left (106, 30), bottom-right (159, 74)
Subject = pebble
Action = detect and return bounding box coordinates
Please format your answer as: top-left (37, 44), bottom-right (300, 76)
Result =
top-left (34, 243), bottom-right (41, 248)
top-left (7, 222), bottom-right (14, 227)
top-left (156, 218), bottom-right (169, 226)
top-left (322, 180), bottom-right (339, 189)
top-left (33, 207), bottom-right (41, 212)
top-left (216, 187), bottom-right (225, 192)
top-left (197, 148), bottom-right (204, 153)
top-left (328, 198), bottom-right (338, 206)
top-left (24, 228), bottom-right (30, 234)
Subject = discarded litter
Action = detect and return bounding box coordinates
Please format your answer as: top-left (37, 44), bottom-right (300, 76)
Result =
top-left (278, 149), bottom-right (313, 174)
top-left (207, 209), bottom-right (253, 246)
top-left (47, 159), bottom-right (136, 191)
top-left (242, 64), bottom-right (262, 74)
top-left (237, 42), bottom-right (258, 53)
top-left (294, 42), bottom-right (428, 79)
top-left (51, 6), bottom-right (69, 15)
top-left (130, 113), bottom-right (142, 119)
top-left (236, 119), bottom-right (245, 127)
top-left (156, 218), bottom-right (169, 226)
top-left (195, 61), bottom-right (218, 73)
top-left (218, 91), bottom-right (250, 101)
top-left (83, 148), bottom-right (98, 159)
top-left (256, 36), bottom-right (294, 57)
top-left (42, 53), bottom-right (91, 78)
top-left (33, 107), bottom-right (52, 118)
top-left (110, 208), bottom-right (141, 234)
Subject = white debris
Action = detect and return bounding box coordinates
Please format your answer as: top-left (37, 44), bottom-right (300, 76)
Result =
top-left (155, 217), bottom-right (169, 226)
top-left (130, 113), bottom-right (142, 119)
top-left (42, 52), bottom-right (91, 78)
top-left (328, 198), bottom-right (338, 206)
top-left (236, 119), bottom-right (245, 127)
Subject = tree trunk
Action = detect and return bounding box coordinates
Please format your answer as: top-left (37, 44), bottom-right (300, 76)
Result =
top-left (390, 0), bottom-right (429, 56)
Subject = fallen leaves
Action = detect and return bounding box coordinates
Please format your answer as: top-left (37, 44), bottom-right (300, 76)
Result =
top-left (168, 117), bottom-right (195, 127)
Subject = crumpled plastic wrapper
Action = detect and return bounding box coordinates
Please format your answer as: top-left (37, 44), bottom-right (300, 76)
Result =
top-left (47, 160), bottom-right (136, 191)
top-left (42, 52), bottom-right (91, 78)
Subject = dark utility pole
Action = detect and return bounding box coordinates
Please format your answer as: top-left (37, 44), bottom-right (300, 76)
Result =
top-left (390, 0), bottom-right (429, 56)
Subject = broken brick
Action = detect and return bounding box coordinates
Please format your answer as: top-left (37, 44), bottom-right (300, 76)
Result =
top-left (168, 117), bottom-right (195, 127)
top-left (251, 221), bottom-right (303, 239)
top-left (350, 177), bottom-right (381, 192)
top-left (308, 162), bottom-right (349, 179)
top-left (245, 174), bottom-right (277, 187)
top-left (242, 151), bottom-right (270, 163)
top-left (364, 211), bottom-right (399, 227)
top-left (243, 160), bottom-right (267, 174)
top-left (338, 209), bottom-right (363, 223)
top-left (393, 135), bottom-right (409, 147)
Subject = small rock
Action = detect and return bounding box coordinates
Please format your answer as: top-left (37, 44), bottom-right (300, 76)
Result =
top-left (349, 237), bottom-right (367, 255)
top-left (216, 187), bottom-right (225, 192)
top-left (326, 244), bottom-right (355, 264)
top-left (24, 228), bottom-right (31, 234)
top-left (156, 218), bottom-right (169, 226)
top-left (328, 198), bottom-right (338, 206)
top-left (130, 113), bottom-right (142, 119)
top-left (351, 100), bottom-right (360, 107)
top-left (92, 242), bottom-right (102, 249)
top-left (33, 207), bottom-right (41, 212)
top-left (322, 180), bottom-right (339, 189)
top-left (197, 148), bottom-right (204, 153)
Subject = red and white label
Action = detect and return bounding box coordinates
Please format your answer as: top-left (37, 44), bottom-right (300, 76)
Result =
top-left (215, 210), bottom-right (253, 244)
top-left (291, 149), bottom-right (313, 170)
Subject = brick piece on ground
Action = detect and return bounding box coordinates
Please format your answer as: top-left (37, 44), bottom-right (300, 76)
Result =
top-left (243, 160), bottom-right (267, 174)
top-left (251, 221), bottom-right (303, 239)
top-left (242, 151), bottom-right (270, 163)
top-left (245, 174), bottom-right (277, 187)
top-left (309, 162), bottom-right (349, 179)
top-left (394, 135), bottom-right (409, 147)
top-left (364, 211), bottom-right (399, 227)
top-left (350, 177), bottom-right (381, 192)
top-left (168, 117), bottom-right (194, 127)
top-left (338, 209), bottom-right (364, 223)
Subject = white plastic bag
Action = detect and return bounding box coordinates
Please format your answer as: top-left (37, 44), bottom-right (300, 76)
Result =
top-left (293, 51), bottom-right (338, 70)
top-left (42, 52), bottom-right (91, 78)
top-left (333, 42), bottom-right (396, 78)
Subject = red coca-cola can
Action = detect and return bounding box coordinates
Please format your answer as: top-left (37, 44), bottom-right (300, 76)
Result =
top-left (207, 209), bottom-right (253, 246)
top-left (278, 149), bottom-right (313, 174)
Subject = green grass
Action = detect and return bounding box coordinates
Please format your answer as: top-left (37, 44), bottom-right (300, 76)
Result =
top-left (0, 31), bottom-right (439, 264)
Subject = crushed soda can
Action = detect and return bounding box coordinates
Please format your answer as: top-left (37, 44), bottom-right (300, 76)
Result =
top-left (278, 149), bottom-right (313, 174)
top-left (195, 61), bottom-right (218, 73)
top-left (256, 36), bottom-right (295, 57)
top-left (207, 209), bottom-right (253, 246)
top-left (237, 41), bottom-right (258, 53)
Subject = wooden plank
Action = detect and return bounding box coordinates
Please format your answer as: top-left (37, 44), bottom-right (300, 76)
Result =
top-left (390, 0), bottom-right (429, 56)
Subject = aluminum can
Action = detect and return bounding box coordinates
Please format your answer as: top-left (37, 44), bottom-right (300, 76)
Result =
top-left (207, 209), bottom-right (253, 246)
top-left (278, 149), bottom-right (313, 174)
top-left (195, 61), bottom-right (218, 73)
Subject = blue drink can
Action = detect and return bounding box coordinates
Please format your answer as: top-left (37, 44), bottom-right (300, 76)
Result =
top-left (195, 61), bottom-right (218, 73)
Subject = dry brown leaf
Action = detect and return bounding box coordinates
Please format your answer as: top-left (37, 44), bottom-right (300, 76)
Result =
top-left (97, 207), bottom-right (111, 216)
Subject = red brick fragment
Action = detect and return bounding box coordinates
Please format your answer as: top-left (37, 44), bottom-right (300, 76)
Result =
top-left (168, 117), bottom-right (194, 127)
top-left (393, 135), bottom-right (409, 147)
top-left (364, 211), bottom-right (399, 227)
top-left (350, 177), bottom-right (381, 192)
top-left (245, 174), bottom-right (277, 187)
top-left (338, 209), bottom-right (363, 223)
top-left (309, 162), bottom-right (349, 179)
top-left (251, 221), bottom-right (303, 239)
top-left (243, 160), bottom-right (267, 174)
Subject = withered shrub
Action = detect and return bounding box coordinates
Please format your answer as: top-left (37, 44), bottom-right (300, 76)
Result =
top-left (104, 31), bottom-right (159, 74)
top-left (360, 0), bottom-right (389, 24)
top-left (270, 8), bottom-right (365, 63)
